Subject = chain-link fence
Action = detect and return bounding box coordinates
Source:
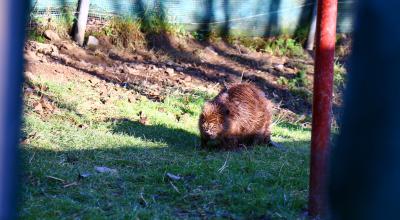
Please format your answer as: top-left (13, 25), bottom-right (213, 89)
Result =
top-left (29, 0), bottom-right (354, 36)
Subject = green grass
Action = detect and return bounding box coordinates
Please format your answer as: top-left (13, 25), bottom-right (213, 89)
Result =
top-left (20, 74), bottom-right (311, 219)
top-left (334, 61), bottom-right (347, 91)
top-left (29, 8), bottom-right (75, 39)
top-left (220, 36), bottom-right (306, 58)
top-left (27, 30), bottom-right (46, 43)
top-left (277, 70), bottom-right (312, 102)
top-left (264, 38), bottom-right (305, 58)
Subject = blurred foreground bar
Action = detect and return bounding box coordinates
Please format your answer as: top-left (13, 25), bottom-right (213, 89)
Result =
top-left (0, 0), bottom-right (28, 219)
top-left (329, 0), bottom-right (400, 219)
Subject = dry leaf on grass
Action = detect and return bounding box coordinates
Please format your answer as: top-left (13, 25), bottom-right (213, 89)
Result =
top-left (166, 172), bottom-right (182, 181)
top-left (95, 166), bottom-right (118, 174)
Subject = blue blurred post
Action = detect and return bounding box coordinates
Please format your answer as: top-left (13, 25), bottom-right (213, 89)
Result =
top-left (329, 0), bottom-right (400, 219)
top-left (0, 0), bottom-right (29, 218)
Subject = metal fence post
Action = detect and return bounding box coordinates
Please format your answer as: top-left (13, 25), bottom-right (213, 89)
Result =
top-left (74, 0), bottom-right (90, 46)
top-left (309, 0), bottom-right (338, 217)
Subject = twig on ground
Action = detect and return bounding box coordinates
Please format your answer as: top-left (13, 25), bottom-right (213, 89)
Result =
top-left (29, 152), bottom-right (36, 164)
top-left (46, 175), bottom-right (65, 182)
top-left (63, 182), bottom-right (78, 188)
top-left (169, 181), bottom-right (180, 193)
top-left (218, 154), bottom-right (229, 173)
top-left (140, 192), bottom-right (148, 206)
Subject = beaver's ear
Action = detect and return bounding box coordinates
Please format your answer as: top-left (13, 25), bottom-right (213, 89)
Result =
top-left (218, 92), bottom-right (229, 103)
top-left (203, 101), bottom-right (216, 113)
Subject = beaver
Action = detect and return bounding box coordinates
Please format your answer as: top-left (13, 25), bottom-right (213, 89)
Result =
top-left (199, 82), bottom-right (273, 149)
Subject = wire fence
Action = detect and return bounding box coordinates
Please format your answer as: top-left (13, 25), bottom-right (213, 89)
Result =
top-left (28, 0), bottom-right (354, 36)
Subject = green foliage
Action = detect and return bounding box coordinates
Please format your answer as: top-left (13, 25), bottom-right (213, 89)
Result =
top-left (264, 38), bottom-right (305, 57)
top-left (227, 36), bottom-right (306, 57)
top-left (27, 30), bottom-right (46, 43)
top-left (191, 31), bottom-right (208, 41)
top-left (278, 70), bottom-right (309, 89)
top-left (277, 70), bottom-right (311, 100)
top-left (92, 11), bottom-right (187, 48)
top-left (29, 8), bottom-right (75, 38)
top-left (190, 30), bottom-right (221, 42)
top-left (237, 37), bottom-right (267, 51)
top-left (334, 62), bottom-right (347, 90)
top-left (140, 9), bottom-right (186, 36)
top-left (106, 17), bottom-right (144, 49)
top-left (292, 26), bottom-right (310, 45)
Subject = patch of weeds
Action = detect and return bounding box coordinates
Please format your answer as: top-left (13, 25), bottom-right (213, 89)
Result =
top-left (235, 37), bottom-right (268, 51)
top-left (28, 8), bottom-right (75, 38)
top-left (221, 35), bottom-right (305, 56)
top-left (105, 17), bottom-right (145, 49)
top-left (334, 62), bottom-right (347, 90)
top-left (141, 9), bottom-right (187, 37)
top-left (277, 70), bottom-right (312, 100)
top-left (278, 70), bottom-right (309, 88)
top-left (293, 26), bottom-right (309, 45)
top-left (191, 31), bottom-right (207, 41)
top-left (27, 30), bottom-right (46, 43)
top-left (190, 30), bottom-right (220, 42)
top-left (264, 37), bottom-right (305, 57)
top-left (95, 10), bottom-right (187, 49)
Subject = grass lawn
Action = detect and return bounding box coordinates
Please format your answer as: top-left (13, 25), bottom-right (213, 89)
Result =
top-left (19, 73), bottom-right (311, 219)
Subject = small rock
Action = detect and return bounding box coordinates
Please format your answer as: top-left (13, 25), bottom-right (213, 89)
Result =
top-left (44, 30), bottom-right (60, 42)
top-left (86, 36), bottom-right (99, 48)
top-left (274, 64), bottom-right (284, 71)
top-left (139, 116), bottom-right (149, 125)
top-left (167, 61), bottom-right (174, 66)
top-left (184, 76), bottom-right (192, 82)
top-left (176, 67), bottom-right (184, 72)
top-left (108, 49), bottom-right (120, 59)
top-left (138, 111), bottom-right (149, 125)
top-left (166, 68), bottom-right (175, 75)
top-left (59, 41), bottom-right (74, 51)
top-left (205, 46), bottom-right (218, 56)
top-left (39, 57), bottom-right (47, 63)
top-left (150, 65), bottom-right (159, 71)
top-left (50, 50), bottom-right (59, 57)
top-left (128, 96), bottom-right (136, 103)
top-left (134, 64), bottom-right (146, 70)
top-left (78, 124), bottom-right (89, 129)
top-left (122, 65), bottom-right (133, 74)
top-left (33, 102), bottom-right (43, 113)
top-left (24, 71), bottom-right (35, 81)
top-left (24, 87), bottom-right (34, 95)
top-left (24, 50), bottom-right (39, 62)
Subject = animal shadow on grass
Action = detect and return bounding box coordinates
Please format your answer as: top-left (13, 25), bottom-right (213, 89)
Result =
top-left (107, 118), bottom-right (269, 152)
top-left (108, 118), bottom-right (199, 149)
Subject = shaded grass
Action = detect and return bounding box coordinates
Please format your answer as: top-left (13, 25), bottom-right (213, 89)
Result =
top-left (19, 74), bottom-right (310, 219)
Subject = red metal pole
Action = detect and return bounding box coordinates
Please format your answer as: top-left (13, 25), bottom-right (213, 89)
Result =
top-left (309, 0), bottom-right (337, 217)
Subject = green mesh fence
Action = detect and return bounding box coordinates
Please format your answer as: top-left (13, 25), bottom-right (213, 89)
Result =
top-left (29, 0), bottom-right (354, 36)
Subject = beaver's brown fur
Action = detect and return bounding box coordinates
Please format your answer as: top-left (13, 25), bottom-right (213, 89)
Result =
top-left (199, 83), bottom-right (272, 149)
